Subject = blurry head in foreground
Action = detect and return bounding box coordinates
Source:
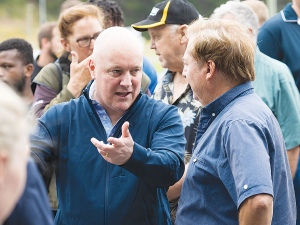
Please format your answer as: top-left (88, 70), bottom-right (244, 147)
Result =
top-left (0, 82), bottom-right (29, 222)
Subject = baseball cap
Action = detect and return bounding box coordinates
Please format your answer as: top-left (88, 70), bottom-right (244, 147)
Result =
top-left (132, 0), bottom-right (200, 32)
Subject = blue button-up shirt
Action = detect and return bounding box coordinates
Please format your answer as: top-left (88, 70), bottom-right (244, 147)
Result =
top-left (176, 82), bottom-right (296, 225)
top-left (89, 82), bottom-right (125, 137)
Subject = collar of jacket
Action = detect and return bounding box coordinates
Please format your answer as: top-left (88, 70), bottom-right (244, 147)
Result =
top-left (281, 3), bottom-right (298, 22)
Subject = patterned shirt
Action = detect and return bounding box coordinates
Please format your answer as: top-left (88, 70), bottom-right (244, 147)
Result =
top-left (153, 70), bottom-right (202, 223)
top-left (153, 71), bottom-right (202, 161)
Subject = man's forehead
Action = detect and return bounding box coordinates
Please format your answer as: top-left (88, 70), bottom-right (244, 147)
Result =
top-left (148, 24), bottom-right (169, 34)
top-left (0, 49), bottom-right (20, 62)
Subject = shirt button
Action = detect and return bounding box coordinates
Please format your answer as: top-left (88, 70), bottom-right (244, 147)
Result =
top-left (103, 115), bottom-right (107, 119)
top-left (193, 158), bottom-right (197, 163)
top-left (212, 113), bottom-right (215, 116)
top-left (244, 185), bottom-right (248, 190)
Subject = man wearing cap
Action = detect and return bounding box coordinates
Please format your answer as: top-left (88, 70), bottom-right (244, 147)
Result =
top-left (132, 0), bottom-right (202, 223)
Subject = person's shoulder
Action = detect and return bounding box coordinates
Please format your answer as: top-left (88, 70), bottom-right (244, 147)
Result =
top-left (33, 63), bottom-right (61, 92)
top-left (260, 12), bottom-right (283, 31)
top-left (223, 92), bottom-right (273, 125)
top-left (140, 94), bottom-right (177, 113)
top-left (256, 50), bottom-right (288, 72)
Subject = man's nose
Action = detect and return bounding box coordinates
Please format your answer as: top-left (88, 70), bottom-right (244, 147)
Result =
top-left (150, 39), bottom-right (155, 49)
top-left (120, 72), bottom-right (132, 86)
top-left (0, 67), bottom-right (4, 78)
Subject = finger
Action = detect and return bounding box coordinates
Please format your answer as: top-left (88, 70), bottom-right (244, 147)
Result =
top-left (91, 138), bottom-right (114, 151)
top-left (80, 55), bottom-right (91, 67)
top-left (91, 138), bottom-right (107, 150)
top-left (98, 150), bottom-right (109, 158)
top-left (107, 137), bottom-right (122, 147)
top-left (70, 51), bottom-right (79, 67)
top-left (121, 121), bottom-right (131, 138)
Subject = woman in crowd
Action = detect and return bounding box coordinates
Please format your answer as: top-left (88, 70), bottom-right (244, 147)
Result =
top-left (31, 4), bottom-right (105, 118)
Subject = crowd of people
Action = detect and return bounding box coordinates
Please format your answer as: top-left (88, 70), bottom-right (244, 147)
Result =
top-left (0, 0), bottom-right (299, 224)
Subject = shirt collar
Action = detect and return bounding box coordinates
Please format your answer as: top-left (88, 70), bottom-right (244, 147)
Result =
top-left (281, 3), bottom-right (299, 23)
top-left (202, 82), bottom-right (254, 117)
top-left (89, 81), bottom-right (96, 100)
top-left (162, 70), bottom-right (175, 84)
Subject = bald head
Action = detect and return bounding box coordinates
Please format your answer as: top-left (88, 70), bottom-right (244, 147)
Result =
top-left (92, 27), bottom-right (143, 64)
top-left (88, 26), bottom-right (143, 119)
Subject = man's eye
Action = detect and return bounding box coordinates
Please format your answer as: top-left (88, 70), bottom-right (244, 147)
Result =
top-left (112, 70), bottom-right (121, 74)
top-left (132, 69), bottom-right (140, 75)
top-left (3, 65), bottom-right (11, 69)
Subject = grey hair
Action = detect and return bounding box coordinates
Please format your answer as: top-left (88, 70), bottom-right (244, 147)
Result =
top-left (210, 1), bottom-right (259, 43)
top-left (166, 24), bottom-right (181, 36)
top-left (0, 83), bottom-right (27, 156)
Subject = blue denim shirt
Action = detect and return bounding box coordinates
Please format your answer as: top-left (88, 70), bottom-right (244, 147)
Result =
top-left (176, 82), bottom-right (296, 225)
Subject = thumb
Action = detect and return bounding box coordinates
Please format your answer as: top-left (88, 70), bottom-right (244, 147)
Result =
top-left (70, 51), bottom-right (79, 67)
top-left (121, 121), bottom-right (131, 138)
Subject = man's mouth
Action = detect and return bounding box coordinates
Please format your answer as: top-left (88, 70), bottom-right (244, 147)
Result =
top-left (116, 92), bottom-right (131, 97)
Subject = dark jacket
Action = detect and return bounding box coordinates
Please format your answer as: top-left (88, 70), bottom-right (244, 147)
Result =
top-left (30, 80), bottom-right (186, 225)
top-left (4, 158), bottom-right (54, 225)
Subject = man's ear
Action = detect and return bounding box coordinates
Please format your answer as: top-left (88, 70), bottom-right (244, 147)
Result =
top-left (40, 38), bottom-right (50, 50)
top-left (89, 59), bottom-right (96, 80)
top-left (24, 64), bottom-right (34, 78)
top-left (206, 60), bottom-right (216, 80)
top-left (179, 25), bottom-right (189, 44)
top-left (0, 150), bottom-right (8, 187)
top-left (61, 38), bottom-right (71, 52)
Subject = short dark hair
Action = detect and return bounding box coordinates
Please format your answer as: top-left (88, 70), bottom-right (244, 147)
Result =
top-left (88, 0), bottom-right (124, 28)
top-left (37, 21), bottom-right (58, 49)
top-left (0, 38), bottom-right (34, 65)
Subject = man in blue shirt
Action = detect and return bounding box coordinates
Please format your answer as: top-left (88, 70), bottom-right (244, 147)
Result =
top-left (30, 27), bottom-right (185, 225)
top-left (257, 1), bottom-right (300, 91)
top-left (212, 2), bottom-right (300, 224)
top-left (176, 18), bottom-right (296, 224)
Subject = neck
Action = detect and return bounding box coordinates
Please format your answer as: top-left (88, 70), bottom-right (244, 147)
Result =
top-left (173, 71), bottom-right (188, 85)
top-left (292, 2), bottom-right (300, 17)
top-left (92, 91), bottom-right (124, 126)
top-left (21, 88), bottom-right (33, 107)
top-left (20, 79), bottom-right (33, 106)
top-left (37, 52), bottom-right (56, 67)
top-left (203, 74), bottom-right (241, 107)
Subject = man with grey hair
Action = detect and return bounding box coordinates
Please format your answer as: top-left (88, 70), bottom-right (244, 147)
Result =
top-left (30, 26), bottom-right (185, 225)
top-left (176, 18), bottom-right (296, 225)
top-left (211, 1), bottom-right (300, 217)
top-left (132, 1), bottom-right (202, 222)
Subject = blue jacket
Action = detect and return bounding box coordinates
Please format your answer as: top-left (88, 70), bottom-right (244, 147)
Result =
top-left (4, 159), bottom-right (54, 225)
top-left (30, 81), bottom-right (186, 225)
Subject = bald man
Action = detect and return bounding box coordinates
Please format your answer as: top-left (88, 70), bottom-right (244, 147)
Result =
top-left (30, 27), bottom-right (185, 225)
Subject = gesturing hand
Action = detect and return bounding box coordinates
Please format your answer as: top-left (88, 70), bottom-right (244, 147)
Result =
top-left (91, 122), bottom-right (134, 165)
top-left (66, 51), bottom-right (92, 98)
